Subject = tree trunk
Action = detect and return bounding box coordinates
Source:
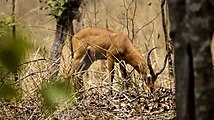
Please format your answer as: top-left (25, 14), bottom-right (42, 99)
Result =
top-left (50, 18), bottom-right (69, 76)
top-left (50, 0), bottom-right (83, 76)
top-left (168, 0), bottom-right (214, 119)
top-left (160, 0), bottom-right (174, 79)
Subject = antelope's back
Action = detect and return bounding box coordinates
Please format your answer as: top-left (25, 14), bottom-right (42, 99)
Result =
top-left (73, 28), bottom-right (132, 49)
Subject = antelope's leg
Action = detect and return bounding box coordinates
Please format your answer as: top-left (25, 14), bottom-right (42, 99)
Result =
top-left (79, 49), bottom-right (94, 76)
top-left (69, 48), bottom-right (86, 91)
top-left (119, 61), bottom-right (130, 89)
top-left (69, 58), bottom-right (83, 91)
top-left (107, 53), bottom-right (115, 95)
top-left (119, 61), bottom-right (127, 78)
top-left (69, 57), bottom-right (83, 77)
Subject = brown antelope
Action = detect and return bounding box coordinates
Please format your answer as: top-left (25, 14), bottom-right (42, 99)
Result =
top-left (69, 27), bottom-right (168, 92)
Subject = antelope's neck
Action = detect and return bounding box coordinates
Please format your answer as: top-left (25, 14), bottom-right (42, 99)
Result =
top-left (125, 49), bottom-right (149, 74)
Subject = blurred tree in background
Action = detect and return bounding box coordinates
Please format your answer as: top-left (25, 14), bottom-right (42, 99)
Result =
top-left (169, 0), bottom-right (214, 119)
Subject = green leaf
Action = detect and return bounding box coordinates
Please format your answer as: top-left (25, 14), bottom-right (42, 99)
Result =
top-left (40, 0), bottom-right (67, 17)
top-left (0, 31), bottom-right (30, 72)
top-left (40, 78), bottom-right (75, 111)
top-left (0, 83), bottom-right (19, 100)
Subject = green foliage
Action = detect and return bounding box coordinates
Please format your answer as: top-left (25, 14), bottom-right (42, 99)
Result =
top-left (40, 0), bottom-right (67, 17)
top-left (0, 31), bottom-right (29, 72)
top-left (0, 16), bottom-right (18, 37)
top-left (0, 17), bottom-right (29, 101)
top-left (40, 77), bottom-right (75, 111)
top-left (0, 81), bottom-right (19, 101)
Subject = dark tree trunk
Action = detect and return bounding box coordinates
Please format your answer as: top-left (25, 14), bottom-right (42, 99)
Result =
top-left (50, 0), bottom-right (83, 76)
top-left (168, 0), bottom-right (214, 119)
top-left (160, 0), bottom-right (174, 79)
top-left (50, 17), bottom-right (69, 76)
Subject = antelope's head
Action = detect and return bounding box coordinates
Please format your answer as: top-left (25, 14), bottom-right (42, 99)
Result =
top-left (144, 47), bottom-right (169, 91)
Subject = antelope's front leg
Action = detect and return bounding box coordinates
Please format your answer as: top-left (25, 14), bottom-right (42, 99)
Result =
top-left (119, 61), bottom-right (130, 89)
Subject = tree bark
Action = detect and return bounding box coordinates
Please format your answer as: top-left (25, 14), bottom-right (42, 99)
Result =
top-left (160, 0), bottom-right (174, 79)
top-left (168, 0), bottom-right (214, 119)
top-left (50, 0), bottom-right (83, 76)
top-left (50, 17), bottom-right (69, 76)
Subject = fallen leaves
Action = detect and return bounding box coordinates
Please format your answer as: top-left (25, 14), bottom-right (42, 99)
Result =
top-left (0, 87), bottom-right (176, 119)
top-left (54, 87), bottom-right (176, 119)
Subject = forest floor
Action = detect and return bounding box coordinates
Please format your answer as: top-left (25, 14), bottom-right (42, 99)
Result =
top-left (0, 86), bottom-right (176, 120)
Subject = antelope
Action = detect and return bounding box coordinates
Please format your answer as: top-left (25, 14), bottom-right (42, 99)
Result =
top-left (69, 27), bottom-right (168, 92)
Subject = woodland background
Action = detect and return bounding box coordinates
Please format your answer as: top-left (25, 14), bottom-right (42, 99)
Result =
top-left (0, 0), bottom-right (213, 119)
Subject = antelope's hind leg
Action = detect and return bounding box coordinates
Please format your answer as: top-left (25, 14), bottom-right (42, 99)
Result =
top-left (78, 49), bottom-right (94, 76)
top-left (69, 57), bottom-right (84, 91)
top-left (106, 49), bottom-right (116, 95)
top-left (69, 49), bottom-right (94, 91)
top-left (69, 48), bottom-right (86, 91)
